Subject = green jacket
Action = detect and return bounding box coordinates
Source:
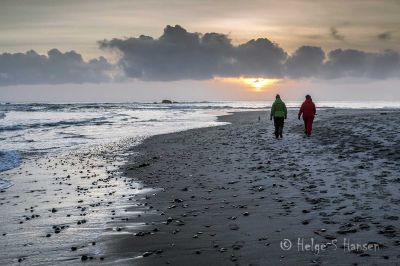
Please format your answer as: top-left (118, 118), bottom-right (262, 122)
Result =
top-left (270, 98), bottom-right (287, 118)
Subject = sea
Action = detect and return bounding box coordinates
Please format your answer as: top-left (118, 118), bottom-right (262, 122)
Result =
top-left (1, 101), bottom-right (400, 189)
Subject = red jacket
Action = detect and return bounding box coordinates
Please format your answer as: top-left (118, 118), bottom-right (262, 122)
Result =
top-left (298, 99), bottom-right (316, 118)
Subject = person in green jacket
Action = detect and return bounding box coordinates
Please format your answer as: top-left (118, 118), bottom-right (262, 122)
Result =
top-left (270, 94), bottom-right (287, 139)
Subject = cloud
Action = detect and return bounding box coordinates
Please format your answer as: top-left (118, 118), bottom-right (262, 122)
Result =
top-left (0, 49), bottom-right (112, 86)
top-left (377, 31), bottom-right (392, 41)
top-left (99, 25), bottom-right (287, 80)
top-left (286, 46), bottom-right (325, 78)
top-left (330, 27), bottom-right (345, 41)
top-left (322, 49), bottom-right (400, 79)
top-left (101, 25), bottom-right (400, 81)
top-left (0, 25), bottom-right (399, 86)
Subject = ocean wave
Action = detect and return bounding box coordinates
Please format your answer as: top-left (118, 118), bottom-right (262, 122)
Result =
top-left (0, 150), bottom-right (21, 172)
top-left (0, 116), bottom-right (109, 132)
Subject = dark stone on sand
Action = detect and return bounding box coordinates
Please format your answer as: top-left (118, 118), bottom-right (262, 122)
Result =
top-left (379, 225), bottom-right (397, 237)
top-left (384, 215), bottom-right (399, 221)
top-left (243, 212), bottom-right (249, 216)
top-left (324, 234), bottom-right (336, 240)
top-left (51, 208), bottom-right (57, 213)
top-left (359, 224), bottom-right (370, 230)
top-left (81, 255), bottom-right (88, 261)
top-left (229, 224), bottom-right (239, 230)
top-left (46, 233), bottom-right (51, 237)
top-left (232, 241), bottom-right (244, 250)
top-left (135, 231), bottom-right (150, 237)
top-left (138, 163), bottom-right (150, 168)
top-left (143, 251), bottom-right (153, 257)
top-left (337, 226), bottom-right (357, 234)
top-left (175, 220), bottom-right (185, 226)
top-left (71, 246), bottom-right (77, 251)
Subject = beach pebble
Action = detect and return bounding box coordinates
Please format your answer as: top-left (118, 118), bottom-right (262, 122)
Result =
top-left (229, 224), bottom-right (239, 230)
top-left (143, 251), bottom-right (153, 257)
top-left (232, 241), bottom-right (244, 250)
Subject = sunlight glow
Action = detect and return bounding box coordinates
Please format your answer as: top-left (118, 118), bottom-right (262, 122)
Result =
top-left (215, 77), bottom-right (281, 92)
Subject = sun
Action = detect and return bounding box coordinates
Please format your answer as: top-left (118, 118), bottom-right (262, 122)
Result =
top-left (241, 77), bottom-right (280, 92)
top-left (214, 76), bottom-right (280, 92)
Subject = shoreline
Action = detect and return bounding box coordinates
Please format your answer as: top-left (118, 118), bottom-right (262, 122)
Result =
top-left (111, 108), bottom-right (400, 265)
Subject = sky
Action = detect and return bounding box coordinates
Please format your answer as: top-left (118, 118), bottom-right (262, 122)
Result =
top-left (1, 0), bottom-right (400, 102)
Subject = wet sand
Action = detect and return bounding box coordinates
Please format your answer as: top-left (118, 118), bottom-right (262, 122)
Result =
top-left (0, 142), bottom-right (150, 265)
top-left (114, 109), bottom-right (400, 265)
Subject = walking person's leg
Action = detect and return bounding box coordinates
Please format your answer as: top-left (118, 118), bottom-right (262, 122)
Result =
top-left (307, 116), bottom-right (314, 136)
top-left (303, 117), bottom-right (308, 135)
top-left (279, 118), bottom-right (284, 138)
top-left (273, 117), bottom-right (279, 138)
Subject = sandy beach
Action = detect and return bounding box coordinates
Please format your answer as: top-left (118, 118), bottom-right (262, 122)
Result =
top-left (111, 109), bottom-right (400, 265)
top-left (1, 108), bottom-right (399, 265)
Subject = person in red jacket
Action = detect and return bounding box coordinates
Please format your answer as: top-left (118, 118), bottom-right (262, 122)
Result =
top-left (298, 95), bottom-right (316, 136)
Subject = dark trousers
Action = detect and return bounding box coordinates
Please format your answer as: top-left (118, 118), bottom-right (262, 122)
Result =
top-left (273, 117), bottom-right (284, 138)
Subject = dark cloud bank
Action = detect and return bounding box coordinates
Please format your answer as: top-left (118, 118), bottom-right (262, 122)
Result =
top-left (0, 49), bottom-right (111, 86)
top-left (100, 25), bottom-right (400, 81)
top-left (1, 25), bottom-right (399, 85)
